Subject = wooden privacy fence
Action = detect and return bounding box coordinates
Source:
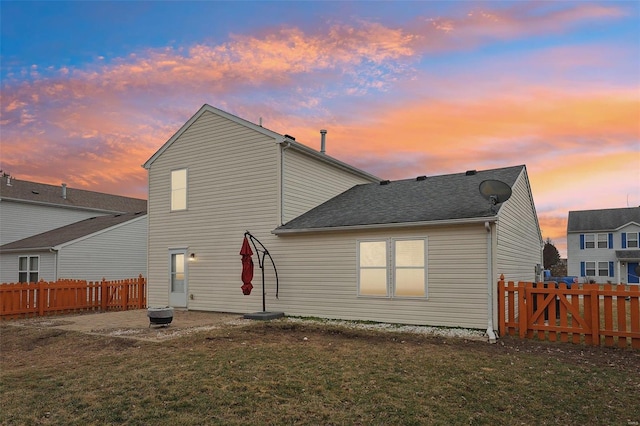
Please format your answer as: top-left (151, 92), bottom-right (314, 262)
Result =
top-left (0, 275), bottom-right (146, 320)
top-left (498, 274), bottom-right (640, 349)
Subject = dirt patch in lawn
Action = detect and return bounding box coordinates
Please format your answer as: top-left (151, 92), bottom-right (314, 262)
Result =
top-left (6, 309), bottom-right (249, 342)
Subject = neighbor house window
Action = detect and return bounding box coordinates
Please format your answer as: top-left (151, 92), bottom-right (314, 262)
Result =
top-left (597, 233), bottom-right (608, 249)
top-left (18, 256), bottom-right (39, 283)
top-left (627, 232), bottom-right (639, 248)
top-left (585, 234), bottom-right (595, 249)
top-left (598, 262), bottom-right (609, 277)
top-left (171, 169), bottom-right (187, 211)
top-left (358, 238), bottom-right (427, 298)
top-left (585, 261), bottom-right (596, 277)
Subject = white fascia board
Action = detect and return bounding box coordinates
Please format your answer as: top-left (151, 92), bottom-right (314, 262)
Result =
top-left (0, 247), bottom-right (54, 253)
top-left (52, 214), bottom-right (147, 250)
top-left (143, 104), bottom-right (282, 169)
top-left (272, 216), bottom-right (498, 235)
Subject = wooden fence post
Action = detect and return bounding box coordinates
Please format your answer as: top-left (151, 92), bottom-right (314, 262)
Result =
top-left (518, 282), bottom-right (527, 338)
top-left (589, 285), bottom-right (600, 346)
top-left (138, 274), bottom-right (144, 309)
top-left (38, 280), bottom-right (45, 317)
top-left (100, 278), bottom-right (107, 311)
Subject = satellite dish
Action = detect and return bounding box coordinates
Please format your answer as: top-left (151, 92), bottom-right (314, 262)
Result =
top-left (479, 180), bottom-right (512, 207)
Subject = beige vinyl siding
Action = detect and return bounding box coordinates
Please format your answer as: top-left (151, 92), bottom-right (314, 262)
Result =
top-left (56, 216), bottom-right (147, 281)
top-left (270, 224), bottom-right (489, 329)
top-left (282, 149), bottom-right (375, 223)
top-left (0, 201), bottom-right (109, 246)
top-left (496, 169), bottom-right (543, 282)
top-left (0, 251), bottom-right (56, 283)
top-left (146, 110), bottom-right (280, 308)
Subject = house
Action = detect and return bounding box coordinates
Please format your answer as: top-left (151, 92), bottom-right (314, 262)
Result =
top-left (143, 104), bottom-right (542, 339)
top-left (0, 176), bottom-right (148, 283)
top-left (567, 207), bottom-right (640, 284)
top-left (0, 175), bottom-right (147, 246)
top-left (0, 212), bottom-right (147, 283)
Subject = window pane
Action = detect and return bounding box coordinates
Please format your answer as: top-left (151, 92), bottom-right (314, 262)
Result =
top-left (395, 269), bottom-right (425, 296)
top-left (629, 233), bottom-right (638, 248)
top-left (171, 169), bottom-right (187, 210)
top-left (585, 234), bottom-right (595, 248)
top-left (29, 257), bottom-right (38, 270)
top-left (29, 272), bottom-right (39, 283)
top-left (395, 240), bottom-right (424, 267)
top-left (19, 272), bottom-right (27, 283)
top-left (359, 269), bottom-right (388, 296)
top-left (19, 257), bottom-right (27, 270)
top-left (360, 241), bottom-right (386, 267)
top-left (598, 262), bottom-right (608, 276)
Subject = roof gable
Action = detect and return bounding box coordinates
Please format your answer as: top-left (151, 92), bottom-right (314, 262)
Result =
top-left (275, 165), bottom-right (525, 233)
top-left (567, 207), bottom-right (640, 232)
top-left (0, 178), bottom-right (147, 213)
top-left (142, 104), bottom-right (281, 169)
top-left (0, 211), bottom-right (147, 251)
top-left (142, 104), bottom-right (380, 182)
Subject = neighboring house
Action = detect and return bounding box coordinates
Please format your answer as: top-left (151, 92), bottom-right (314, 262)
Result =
top-left (567, 207), bottom-right (640, 284)
top-left (143, 104), bottom-right (542, 338)
top-left (0, 212), bottom-right (147, 283)
top-left (0, 176), bottom-right (147, 246)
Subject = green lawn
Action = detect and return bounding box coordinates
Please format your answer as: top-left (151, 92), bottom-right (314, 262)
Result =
top-left (1, 321), bottom-right (638, 425)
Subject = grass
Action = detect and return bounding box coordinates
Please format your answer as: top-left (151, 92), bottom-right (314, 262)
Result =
top-left (1, 320), bottom-right (639, 425)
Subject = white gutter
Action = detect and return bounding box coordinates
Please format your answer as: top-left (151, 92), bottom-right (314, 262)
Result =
top-left (273, 216), bottom-right (498, 235)
top-left (485, 221), bottom-right (497, 343)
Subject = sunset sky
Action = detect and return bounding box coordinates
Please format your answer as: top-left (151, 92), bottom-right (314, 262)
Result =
top-left (1, 1), bottom-right (639, 256)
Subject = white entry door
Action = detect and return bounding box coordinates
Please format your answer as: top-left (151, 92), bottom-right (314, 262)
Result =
top-left (169, 250), bottom-right (188, 308)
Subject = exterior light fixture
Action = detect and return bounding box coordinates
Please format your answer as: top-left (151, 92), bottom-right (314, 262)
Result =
top-left (189, 253), bottom-right (196, 261)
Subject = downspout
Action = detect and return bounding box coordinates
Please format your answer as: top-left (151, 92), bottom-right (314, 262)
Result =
top-left (485, 221), bottom-right (497, 343)
top-left (280, 141), bottom-right (291, 225)
top-left (49, 248), bottom-right (58, 281)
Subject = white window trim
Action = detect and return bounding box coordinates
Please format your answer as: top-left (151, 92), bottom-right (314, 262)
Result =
top-left (357, 237), bottom-right (428, 299)
top-left (585, 261), bottom-right (596, 277)
top-left (596, 233), bottom-right (608, 249)
top-left (627, 232), bottom-right (639, 248)
top-left (597, 261), bottom-right (609, 277)
top-left (584, 234), bottom-right (595, 249)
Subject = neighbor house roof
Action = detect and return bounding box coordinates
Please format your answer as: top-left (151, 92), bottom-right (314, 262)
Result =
top-left (142, 104), bottom-right (380, 182)
top-left (274, 165), bottom-right (525, 234)
top-left (0, 177), bottom-right (147, 213)
top-left (567, 207), bottom-right (640, 233)
top-left (0, 211), bottom-right (147, 252)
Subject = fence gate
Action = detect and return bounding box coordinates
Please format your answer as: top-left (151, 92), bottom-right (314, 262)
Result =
top-left (498, 275), bottom-right (640, 349)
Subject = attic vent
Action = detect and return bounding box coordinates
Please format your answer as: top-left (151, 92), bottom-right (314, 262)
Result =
top-left (416, 176), bottom-right (427, 181)
top-left (465, 170), bottom-right (477, 176)
top-left (114, 214), bottom-right (122, 217)
top-left (380, 180), bottom-right (391, 185)
top-left (284, 134), bottom-right (296, 141)
top-left (31, 190), bottom-right (39, 194)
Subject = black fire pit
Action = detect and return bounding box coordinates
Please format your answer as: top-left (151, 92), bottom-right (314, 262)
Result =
top-left (147, 307), bottom-right (174, 327)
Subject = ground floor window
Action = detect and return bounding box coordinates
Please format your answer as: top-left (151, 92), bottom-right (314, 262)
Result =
top-left (18, 256), bottom-right (39, 283)
top-left (358, 238), bottom-right (427, 298)
top-left (582, 261), bottom-right (613, 278)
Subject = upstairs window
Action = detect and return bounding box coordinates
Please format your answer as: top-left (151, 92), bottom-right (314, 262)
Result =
top-left (171, 169), bottom-right (187, 211)
top-left (627, 232), bottom-right (639, 248)
top-left (597, 233), bottom-right (608, 249)
top-left (18, 256), bottom-right (39, 283)
top-left (584, 234), bottom-right (595, 249)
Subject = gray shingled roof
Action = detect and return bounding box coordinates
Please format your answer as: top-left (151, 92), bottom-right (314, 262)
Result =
top-left (615, 250), bottom-right (640, 261)
top-left (275, 165), bottom-right (525, 233)
top-left (567, 207), bottom-right (640, 233)
top-left (0, 177), bottom-right (147, 213)
top-left (0, 211), bottom-right (147, 251)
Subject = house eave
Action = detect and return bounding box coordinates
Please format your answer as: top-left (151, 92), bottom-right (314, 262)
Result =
top-left (0, 197), bottom-right (132, 214)
top-left (0, 247), bottom-right (54, 253)
top-left (273, 216), bottom-right (498, 235)
top-left (280, 139), bottom-right (380, 183)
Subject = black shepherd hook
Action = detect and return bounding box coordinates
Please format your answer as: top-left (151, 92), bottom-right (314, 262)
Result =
top-left (244, 231), bottom-right (279, 312)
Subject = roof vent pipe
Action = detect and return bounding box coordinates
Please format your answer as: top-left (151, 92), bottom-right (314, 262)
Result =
top-left (6, 175), bottom-right (11, 186)
top-left (62, 183), bottom-right (67, 199)
top-left (320, 129), bottom-right (327, 154)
